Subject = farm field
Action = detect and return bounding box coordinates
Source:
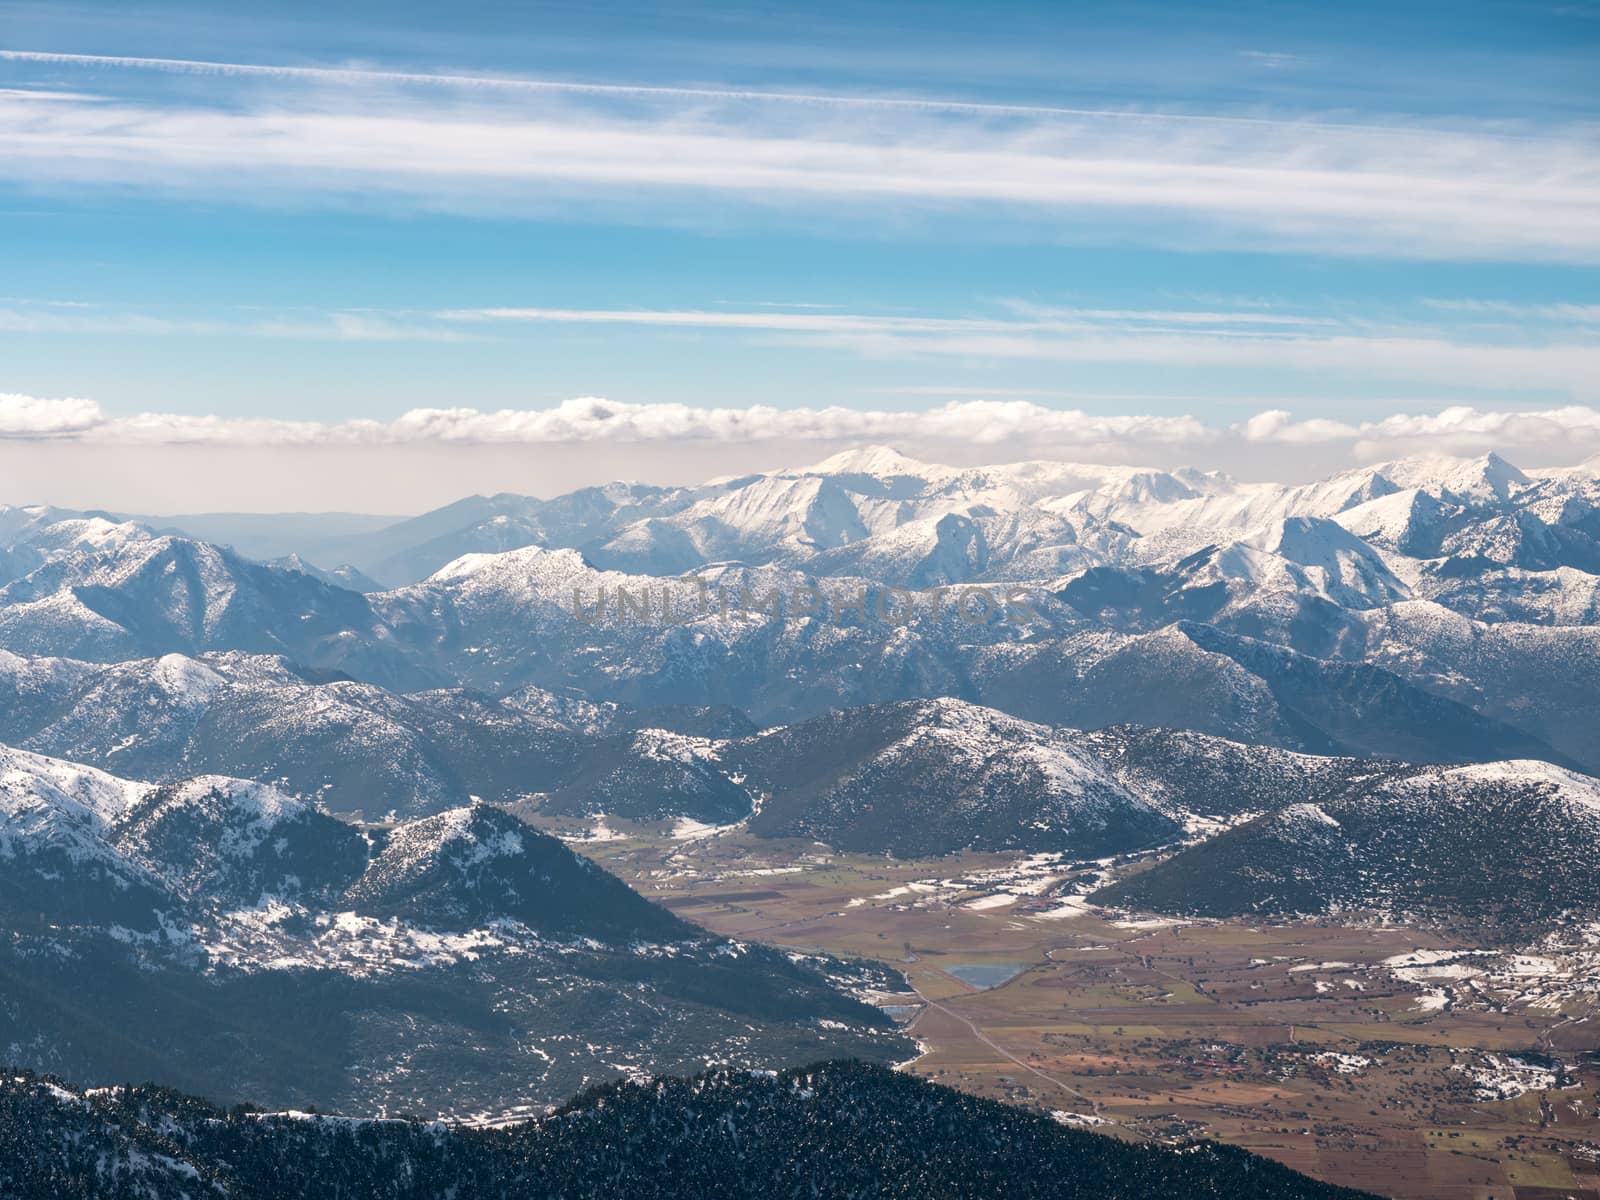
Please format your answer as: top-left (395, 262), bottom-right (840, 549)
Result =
top-left (530, 814), bottom-right (1600, 1200)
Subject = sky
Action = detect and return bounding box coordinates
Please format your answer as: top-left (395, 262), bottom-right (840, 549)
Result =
top-left (0, 0), bottom-right (1596, 511)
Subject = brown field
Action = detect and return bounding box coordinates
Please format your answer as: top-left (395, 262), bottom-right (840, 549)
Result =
top-left (526, 813), bottom-right (1600, 1200)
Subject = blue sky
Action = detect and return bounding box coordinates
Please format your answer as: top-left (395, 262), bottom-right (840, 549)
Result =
top-left (0, 0), bottom-right (1596, 509)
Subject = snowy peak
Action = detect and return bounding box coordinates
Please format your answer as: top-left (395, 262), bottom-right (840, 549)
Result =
top-left (424, 543), bottom-right (592, 586)
top-left (1153, 515), bottom-right (1413, 612)
top-left (1379, 452), bottom-right (1531, 504)
top-left (0, 530), bottom-right (392, 679)
top-left (791, 445), bottom-right (942, 478)
top-left (1333, 487), bottom-right (1449, 555)
top-left (1235, 515), bottom-right (1411, 607)
top-left (0, 742), bottom-right (147, 829)
top-left (1380, 758), bottom-right (1600, 816)
top-left (1244, 515), bottom-right (1381, 563)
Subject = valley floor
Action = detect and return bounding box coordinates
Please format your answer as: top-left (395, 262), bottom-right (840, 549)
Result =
top-left (529, 813), bottom-right (1600, 1200)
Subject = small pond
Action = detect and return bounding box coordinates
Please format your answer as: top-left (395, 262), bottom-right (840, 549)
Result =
top-left (944, 962), bottom-right (1030, 990)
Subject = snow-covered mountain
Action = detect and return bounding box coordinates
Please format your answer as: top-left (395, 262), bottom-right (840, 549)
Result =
top-left (0, 506), bottom-right (153, 588)
top-left (265, 553), bottom-right (383, 593)
top-left (1, 449), bottom-right (1595, 773)
top-left (42, 448), bottom-right (1597, 611)
top-left (0, 533), bottom-right (424, 686)
top-left (0, 743), bottom-right (909, 1116)
top-left (0, 649), bottom-right (788, 819)
top-left (3, 445), bottom-right (1597, 1182)
top-left (0, 742), bottom-right (169, 926)
top-left (2, 744), bottom-right (597, 938)
top-left (0, 650), bottom-right (584, 815)
top-left (11, 633), bottom-right (1543, 858)
top-left (526, 697), bottom-right (1551, 859)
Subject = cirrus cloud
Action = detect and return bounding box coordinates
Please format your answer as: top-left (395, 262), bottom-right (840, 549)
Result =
top-left (1, 51), bottom-right (1596, 262)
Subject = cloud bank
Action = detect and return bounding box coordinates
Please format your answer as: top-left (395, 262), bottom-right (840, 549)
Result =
top-left (6, 392), bottom-right (1600, 464)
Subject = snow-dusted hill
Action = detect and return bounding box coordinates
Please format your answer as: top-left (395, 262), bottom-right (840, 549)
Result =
top-left (0, 744), bottom-right (909, 1116)
top-left (0, 650), bottom-right (585, 816)
top-left (727, 698), bottom-right (1179, 856)
top-left (0, 650), bottom-right (787, 820)
top-left (1098, 759), bottom-right (1600, 933)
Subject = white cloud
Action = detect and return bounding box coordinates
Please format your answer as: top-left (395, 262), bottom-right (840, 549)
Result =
top-left (7, 393), bottom-right (1600, 512)
top-left (436, 307), bottom-right (1016, 336)
top-left (1236, 404), bottom-right (1600, 461)
top-left (0, 392), bottom-right (105, 434)
top-left (0, 52), bottom-right (1595, 260)
top-left (6, 391), bottom-right (1600, 467)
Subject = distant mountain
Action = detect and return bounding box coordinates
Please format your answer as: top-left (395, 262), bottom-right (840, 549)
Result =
top-left (526, 698), bottom-right (1530, 857)
top-left (4, 450), bottom-right (1597, 773)
top-left (3, 630), bottom-right (1562, 858)
top-left (0, 534), bottom-right (428, 688)
top-left (977, 621), bottom-right (1565, 767)
top-left (122, 510), bottom-right (400, 563)
top-left (0, 1061), bottom-right (1378, 1200)
top-left (0, 745), bottom-right (909, 1115)
top-left (266, 553), bottom-right (384, 593)
top-left (0, 507), bottom-right (152, 587)
top-left (193, 447), bottom-right (1589, 599)
top-left (1310, 602), bottom-right (1600, 773)
top-left (0, 650), bottom-right (777, 821)
top-left (1096, 760), bottom-right (1600, 935)
top-left (7, 643), bottom-right (1446, 850)
top-left (302, 484), bottom-right (694, 587)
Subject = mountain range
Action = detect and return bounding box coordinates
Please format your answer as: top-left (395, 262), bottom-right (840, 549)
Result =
top-left (3, 449), bottom-right (1594, 774)
top-left (4, 445), bottom-right (1600, 1192)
